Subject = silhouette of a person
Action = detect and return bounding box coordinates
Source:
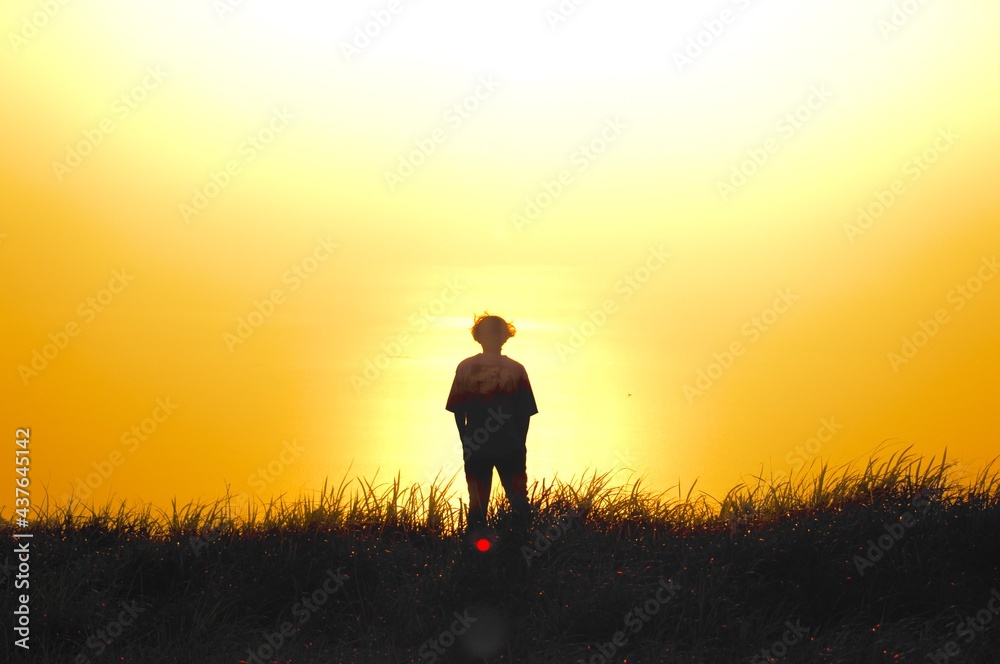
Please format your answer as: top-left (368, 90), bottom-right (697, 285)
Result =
top-left (446, 313), bottom-right (538, 531)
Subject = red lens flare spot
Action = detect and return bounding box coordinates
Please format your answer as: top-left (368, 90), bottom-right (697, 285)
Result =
top-left (475, 538), bottom-right (491, 552)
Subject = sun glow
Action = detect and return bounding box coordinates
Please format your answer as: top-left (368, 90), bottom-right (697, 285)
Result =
top-left (2, 0), bottom-right (998, 510)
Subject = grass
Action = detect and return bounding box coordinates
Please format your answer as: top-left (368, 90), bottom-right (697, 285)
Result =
top-left (3, 444), bottom-right (1000, 663)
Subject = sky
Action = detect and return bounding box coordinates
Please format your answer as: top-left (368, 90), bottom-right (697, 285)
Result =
top-left (2, 0), bottom-right (998, 514)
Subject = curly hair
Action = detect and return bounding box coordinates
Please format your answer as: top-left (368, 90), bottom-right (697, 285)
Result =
top-left (471, 311), bottom-right (516, 345)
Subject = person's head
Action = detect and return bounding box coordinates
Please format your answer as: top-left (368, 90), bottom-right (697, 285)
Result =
top-left (471, 312), bottom-right (516, 353)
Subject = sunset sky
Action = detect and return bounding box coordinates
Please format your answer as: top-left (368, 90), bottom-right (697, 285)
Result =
top-left (2, 0), bottom-right (998, 512)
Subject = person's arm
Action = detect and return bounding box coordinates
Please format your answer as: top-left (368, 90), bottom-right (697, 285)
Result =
top-left (453, 410), bottom-right (468, 441)
top-left (516, 416), bottom-right (530, 444)
top-left (515, 367), bottom-right (537, 445)
top-left (445, 364), bottom-right (467, 443)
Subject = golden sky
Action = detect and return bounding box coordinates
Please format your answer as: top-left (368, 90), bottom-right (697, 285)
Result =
top-left (2, 0), bottom-right (998, 511)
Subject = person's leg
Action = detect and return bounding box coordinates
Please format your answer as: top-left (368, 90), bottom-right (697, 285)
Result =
top-left (464, 455), bottom-right (493, 529)
top-left (495, 447), bottom-right (530, 519)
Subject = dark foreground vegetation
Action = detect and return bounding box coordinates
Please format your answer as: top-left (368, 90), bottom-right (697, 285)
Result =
top-left (3, 446), bottom-right (1000, 663)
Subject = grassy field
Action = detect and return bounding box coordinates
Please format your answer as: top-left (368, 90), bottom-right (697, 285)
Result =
top-left (3, 445), bottom-right (1000, 663)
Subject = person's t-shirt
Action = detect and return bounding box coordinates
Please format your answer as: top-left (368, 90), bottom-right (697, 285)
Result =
top-left (445, 354), bottom-right (538, 458)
